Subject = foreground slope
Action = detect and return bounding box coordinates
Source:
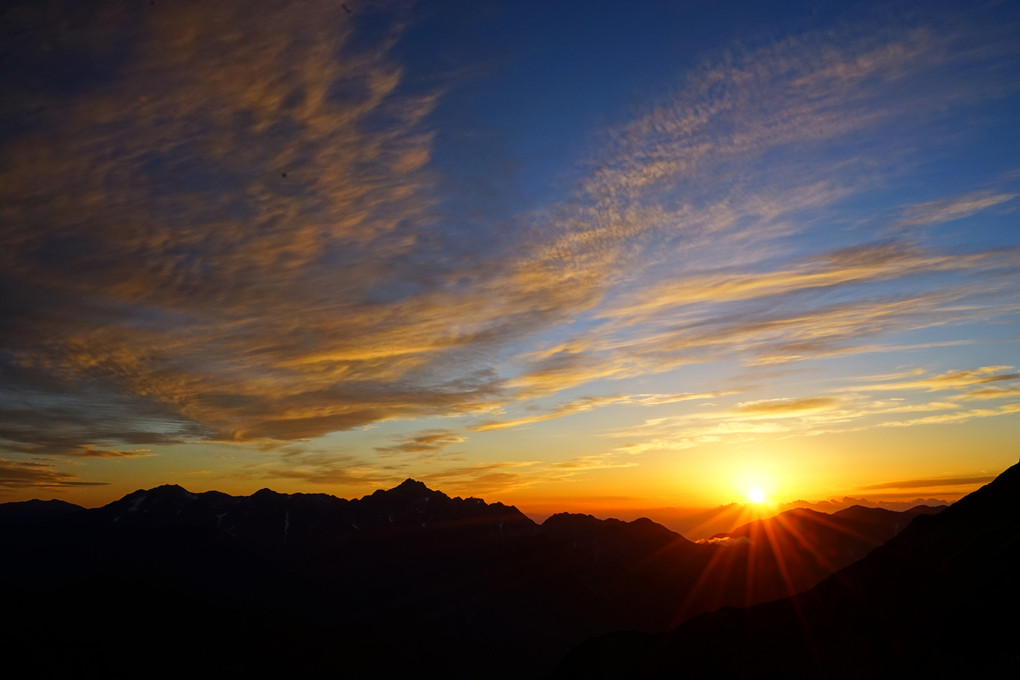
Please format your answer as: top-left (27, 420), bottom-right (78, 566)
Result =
top-left (706, 503), bottom-right (941, 607)
top-left (554, 460), bottom-right (1020, 678)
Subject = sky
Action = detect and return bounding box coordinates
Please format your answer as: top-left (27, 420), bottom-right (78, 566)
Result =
top-left (2, 0), bottom-right (1018, 515)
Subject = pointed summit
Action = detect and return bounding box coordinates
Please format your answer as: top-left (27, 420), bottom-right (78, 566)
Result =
top-left (368, 478), bottom-right (446, 506)
top-left (354, 478), bottom-right (535, 535)
top-left (118, 483), bottom-right (196, 504)
top-left (393, 478), bottom-right (430, 492)
top-left (152, 483), bottom-right (190, 493)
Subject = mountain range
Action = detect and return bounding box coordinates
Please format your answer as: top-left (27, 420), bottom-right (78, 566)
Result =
top-left (553, 496), bottom-right (950, 541)
top-left (2, 471), bottom-right (996, 678)
top-left (553, 460), bottom-right (1020, 678)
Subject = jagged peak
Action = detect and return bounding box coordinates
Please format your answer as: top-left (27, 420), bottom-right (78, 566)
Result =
top-left (394, 478), bottom-right (430, 491)
top-left (833, 505), bottom-right (897, 519)
top-left (545, 511), bottom-right (598, 522)
top-left (542, 512), bottom-right (621, 529)
top-left (153, 483), bottom-right (189, 491)
top-left (367, 478), bottom-right (445, 501)
top-left (122, 483), bottom-right (192, 500)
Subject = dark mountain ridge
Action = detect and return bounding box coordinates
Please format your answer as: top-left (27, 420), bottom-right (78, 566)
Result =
top-left (553, 460), bottom-right (1020, 678)
top-left (0, 497), bottom-right (83, 528)
top-left (703, 503), bottom-right (943, 606)
top-left (1, 478), bottom-right (949, 678)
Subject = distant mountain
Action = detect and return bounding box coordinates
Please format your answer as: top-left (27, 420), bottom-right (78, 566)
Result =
top-left (703, 503), bottom-right (943, 606)
top-left (0, 479), bottom-right (946, 678)
top-left (553, 461), bottom-right (1020, 678)
top-left (780, 495), bottom-right (952, 514)
top-left (0, 498), bottom-right (83, 528)
top-left (570, 497), bottom-right (949, 540)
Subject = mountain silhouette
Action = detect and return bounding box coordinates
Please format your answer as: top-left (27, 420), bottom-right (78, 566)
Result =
top-left (703, 503), bottom-right (942, 608)
top-left (0, 478), bottom-right (959, 678)
top-left (553, 460), bottom-right (1020, 678)
top-left (0, 498), bottom-right (83, 529)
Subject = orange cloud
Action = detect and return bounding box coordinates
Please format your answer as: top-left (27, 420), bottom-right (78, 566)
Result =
top-left (376, 430), bottom-right (466, 455)
top-left (473, 391), bottom-right (735, 432)
top-left (737, 397), bottom-right (841, 416)
top-left (850, 366), bottom-right (1020, 393)
top-left (0, 459), bottom-right (108, 490)
top-left (860, 475), bottom-right (997, 491)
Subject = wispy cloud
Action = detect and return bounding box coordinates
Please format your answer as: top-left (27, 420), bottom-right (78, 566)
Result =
top-left (604, 244), bottom-right (1019, 323)
top-left (248, 451), bottom-right (392, 488)
top-left (376, 430), bottom-right (465, 455)
top-left (898, 191), bottom-right (1017, 226)
top-left (954, 386), bottom-right (1020, 401)
top-left (0, 1), bottom-right (500, 453)
top-left (849, 366), bottom-right (1020, 393)
top-left (1, 443), bottom-right (154, 459)
top-left (878, 402), bottom-right (1020, 428)
top-left (604, 364), bottom-right (1020, 452)
top-left (736, 397), bottom-right (841, 417)
top-left (473, 391), bottom-right (734, 431)
top-left (860, 475), bottom-right (997, 491)
top-left (0, 459), bottom-right (108, 490)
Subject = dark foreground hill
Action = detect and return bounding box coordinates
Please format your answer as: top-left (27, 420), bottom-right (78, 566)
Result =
top-left (0, 479), bottom-right (943, 678)
top-left (553, 460), bottom-right (1020, 679)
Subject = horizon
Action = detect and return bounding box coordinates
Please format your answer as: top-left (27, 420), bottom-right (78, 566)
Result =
top-left (6, 471), bottom-right (968, 542)
top-left (12, 474), bottom-right (960, 513)
top-left (2, 0), bottom-right (1018, 512)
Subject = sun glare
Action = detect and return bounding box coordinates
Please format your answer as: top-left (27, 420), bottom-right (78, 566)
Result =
top-left (747, 487), bottom-right (767, 504)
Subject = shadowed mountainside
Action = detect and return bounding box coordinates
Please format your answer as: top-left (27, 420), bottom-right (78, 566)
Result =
top-left (1, 479), bottom-right (943, 678)
top-left (0, 498), bottom-right (83, 527)
top-left (559, 496), bottom-right (949, 540)
top-left (704, 503), bottom-right (942, 608)
top-left (553, 460), bottom-right (1020, 678)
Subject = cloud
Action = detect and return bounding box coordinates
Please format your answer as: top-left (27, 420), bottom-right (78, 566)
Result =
top-left (547, 452), bottom-right (638, 472)
top-left (0, 362), bottom-right (208, 458)
top-left (954, 386), bottom-right (1020, 401)
top-left (0, 1), bottom-right (514, 451)
top-left (473, 391), bottom-right (733, 432)
top-left (510, 279), bottom-right (1013, 398)
top-left (860, 475), bottom-right (997, 491)
top-left (1, 443), bottom-right (154, 459)
top-left (0, 459), bottom-right (109, 489)
top-left (495, 17), bottom-right (1020, 397)
top-left (850, 366), bottom-right (1020, 393)
top-left (376, 430), bottom-right (465, 454)
top-left (415, 461), bottom-right (544, 496)
top-left (248, 450), bottom-right (392, 488)
top-left (604, 244), bottom-right (1019, 323)
top-left (736, 397), bottom-right (841, 417)
top-left (414, 452), bottom-right (643, 496)
top-left (602, 362), bottom-right (1020, 450)
top-left (696, 536), bottom-right (749, 547)
top-left (877, 402), bottom-right (1020, 428)
top-left (898, 191), bottom-right (1017, 226)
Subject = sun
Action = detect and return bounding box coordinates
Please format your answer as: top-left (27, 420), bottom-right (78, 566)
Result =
top-left (747, 487), bottom-right (767, 504)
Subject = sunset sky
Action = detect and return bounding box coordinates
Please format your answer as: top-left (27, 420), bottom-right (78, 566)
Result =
top-left (2, 0), bottom-right (1018, 514)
